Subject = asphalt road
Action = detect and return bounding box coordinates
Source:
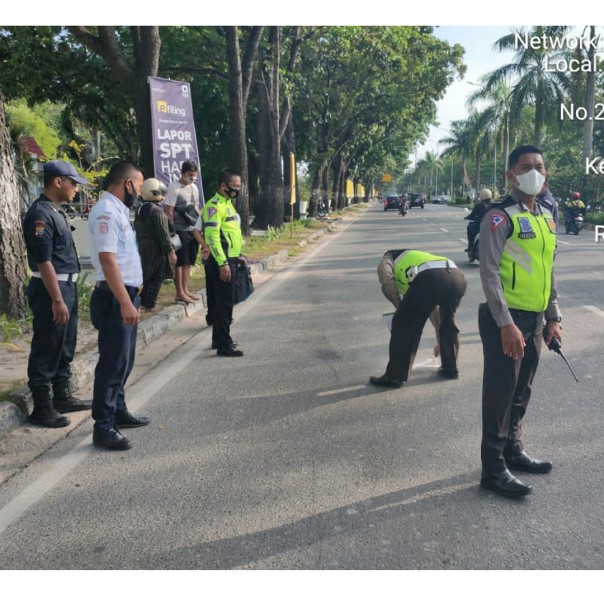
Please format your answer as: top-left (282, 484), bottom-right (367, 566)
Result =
top-left (0, 203), bottom-right (602, 572)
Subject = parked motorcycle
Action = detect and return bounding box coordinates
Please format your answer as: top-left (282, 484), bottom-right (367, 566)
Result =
top-left (317, 200), bottom-right (327, 218)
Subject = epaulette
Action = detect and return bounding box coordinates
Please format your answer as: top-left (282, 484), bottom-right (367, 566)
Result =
top-left (491, 195), bottom-right (516, 209)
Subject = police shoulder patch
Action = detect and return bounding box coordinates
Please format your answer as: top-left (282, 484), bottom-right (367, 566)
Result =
top-left (490, 212), bottom-right (506, 231)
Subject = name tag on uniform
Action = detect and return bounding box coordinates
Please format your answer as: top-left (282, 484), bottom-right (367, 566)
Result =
top-left (517, 217), bottom-right (536, 239)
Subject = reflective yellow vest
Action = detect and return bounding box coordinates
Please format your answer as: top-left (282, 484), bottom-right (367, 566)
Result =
top-left (393, 250), bottom-right (450, 295)
top-left (499, 204), bottom-right (556, 312)
top-left (202, 193), bottom-right (243, 265)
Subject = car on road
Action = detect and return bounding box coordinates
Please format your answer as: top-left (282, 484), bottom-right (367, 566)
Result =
top-left (409, 193), bottom-right (425, 209)
top-left (432, 195), bottom-right (449, 205)
top-left (383, 195), bottom-right (401, 211)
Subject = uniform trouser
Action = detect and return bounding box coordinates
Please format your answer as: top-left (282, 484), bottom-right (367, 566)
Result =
top-left (386, 268), bottom-right (467, 382)
top-left (205, 256), bottom-right (237, 349)
top-left (203, 258), bottom-right (216, 326)
top-left (140, 264), bottom-right (164, 309)
top-left (90, 286), bottom-right (140, 431)
top-left (26, 278), bottom-right (78, 397)
top-left (479, 303), bottom-right (542, 474)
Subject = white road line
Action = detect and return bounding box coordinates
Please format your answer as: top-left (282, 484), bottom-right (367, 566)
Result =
top-left (413, 358), bottom-right (440, 368)
top-left (0, 213), bottom-right (362, 536)
top-left (459, 238), bottom-right (467, 244)
top-left (558, 240), bottom-right (570, 245)
top-left (584, 305), bottom-right (604, 319)
top-left (318, 385), bottom-right (366, 397)
top-left (441, 228), bottom-right (449, 233)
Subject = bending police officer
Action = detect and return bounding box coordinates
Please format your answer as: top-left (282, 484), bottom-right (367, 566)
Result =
top-left (370, 249), bottom-right (467, 388)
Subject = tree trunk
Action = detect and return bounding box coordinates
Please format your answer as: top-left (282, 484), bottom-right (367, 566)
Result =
top-left (474, 149), bottom-right (481, 193)
top-left (0, 93), bottom-right (27, 319)
top-left (225, 26), bottom-right (263, 236)
top-left (308, 165), bottom-right (324, 217)
top-left (582, 26), bottom-right (597, 192)
top-left (253, 27), bottom-right (284, 229)
top-left (282, 114), bottom-right (299, 220)
top-left (321, 167), bottom-right (330, 212)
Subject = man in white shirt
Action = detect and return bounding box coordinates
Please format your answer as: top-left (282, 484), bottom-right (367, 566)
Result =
top-left (164, 161), bottom-right (203, 304)
top-left (88, 161), bottom-right (150, 450)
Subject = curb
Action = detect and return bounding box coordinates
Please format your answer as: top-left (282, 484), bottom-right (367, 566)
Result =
top-left (0, 222), bottom-right (340, 439)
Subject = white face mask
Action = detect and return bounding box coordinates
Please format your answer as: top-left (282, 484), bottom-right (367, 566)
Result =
top-left (513, 169), bottom-right (546, 196)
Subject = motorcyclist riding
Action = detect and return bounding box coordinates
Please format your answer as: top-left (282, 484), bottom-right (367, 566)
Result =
top-left (564, 191), bottom-right (585, 233)
top-left (464, 188), bottom-right (492, 252)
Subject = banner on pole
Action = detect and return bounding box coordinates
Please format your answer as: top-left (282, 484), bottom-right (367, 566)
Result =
top-left (148, 76), bottom-right (204, 205)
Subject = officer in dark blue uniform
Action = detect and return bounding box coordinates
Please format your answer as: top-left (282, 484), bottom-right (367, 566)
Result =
top-left (23, 160), bottom-right (92, 428)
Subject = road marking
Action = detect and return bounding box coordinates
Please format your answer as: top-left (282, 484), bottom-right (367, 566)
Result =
top-left (441, 228), bottom-right (449, 233)
top-left (558, 240), bottom-right (569, 245)
top-left (584, 305), bottom-right (604, 319)
top-left (0, 210), bottom-right (362, 536)
top-left (318, 385), bottom-right (366, 397)
top-left (413, 358), bottom-right (440, 368)
top-left (459, 238), bottom-right (467, 244)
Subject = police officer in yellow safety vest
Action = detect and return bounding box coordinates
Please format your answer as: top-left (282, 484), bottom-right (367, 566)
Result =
top-left (370, 249), bottom-right (467, 388)
top-left (202, 168), bottom-right (244, 357)
top-left (478, 145), bottom-right (562, 499)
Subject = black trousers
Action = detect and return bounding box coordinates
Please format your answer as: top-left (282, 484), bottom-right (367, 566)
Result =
top-left (479, 303), bottom-right (543, 474)
top-left (203, 258), bottom-right (216, 326)
top-left (90, 286), bottom-right (140, 431)
top-left (26, 278), bottom-right (78, 396)
top-left (204, 256), bottom-right (237, 349)
top-left (386, 268), bottom-right (467, 382)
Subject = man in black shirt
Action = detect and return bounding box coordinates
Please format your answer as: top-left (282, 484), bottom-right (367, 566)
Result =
top-left (23, 160), bottom-right (92, 428)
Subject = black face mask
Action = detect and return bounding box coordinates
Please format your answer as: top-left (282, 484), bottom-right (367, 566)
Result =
top-left (124, 182), bottom-right (137, 208)
top-left (225, 184), bottom-right (240, 199)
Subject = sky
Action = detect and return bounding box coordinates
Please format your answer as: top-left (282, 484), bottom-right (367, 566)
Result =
top-left (414, 26), bottom-right (517, 162)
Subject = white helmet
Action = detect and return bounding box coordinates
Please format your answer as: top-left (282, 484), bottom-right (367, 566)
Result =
top-left (141, 178), bottom-right (167, 202)
top-left (479, 188), bottom-right (492, 202)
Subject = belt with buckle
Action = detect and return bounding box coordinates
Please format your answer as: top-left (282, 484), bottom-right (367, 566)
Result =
top-left (31, 272), bottom-right (78, 282)
top-left (417, 260), bottom-right (456, 275)
top-left (95, 280), bottom-right (140, 296)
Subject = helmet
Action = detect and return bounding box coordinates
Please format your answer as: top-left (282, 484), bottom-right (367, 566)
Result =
top-left (141, 178), bottom-right (167, 202)
top-left (571, 192), bottom-right (581, 200)
top-left (479, 188), bottom-right (492, 202)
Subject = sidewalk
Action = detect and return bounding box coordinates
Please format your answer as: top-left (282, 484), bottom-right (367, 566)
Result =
top-left (0, 209), bottom-right (366, 484)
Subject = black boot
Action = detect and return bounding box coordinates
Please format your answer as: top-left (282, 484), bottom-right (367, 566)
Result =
top-left (52, 380), bottom-right (92, 413)
top-left (29, 387), bottom-right (70, 428)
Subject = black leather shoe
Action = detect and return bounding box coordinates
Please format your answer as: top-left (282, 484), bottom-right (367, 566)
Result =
top-left (217, 347), bottom-right (244, 357)
top-left (114, 411), bottom-right (151, 429)
top-left (53, 396), bottom-right (92, 413)
top-left (437, 367), bottom-right (459, 380)
top-left (93, 427), bottom-right (131, 450)
top-left (505, 450), bottom-right (553, 474)
top-left (480, 469), bottom-right (532, 498)
top-left (369, 374), bottom-right (403, 388)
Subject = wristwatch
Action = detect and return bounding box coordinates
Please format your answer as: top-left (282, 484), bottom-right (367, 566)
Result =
top-left (548, 316), bottom-right (562, 323)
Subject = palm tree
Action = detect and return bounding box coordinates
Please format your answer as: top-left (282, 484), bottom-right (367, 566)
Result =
top-left (439, 119), bottom-right (473, 195)
top-left (485, 26), bottom-right (570, 148)
top-left (468, 79), bottom-right (515, 183)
